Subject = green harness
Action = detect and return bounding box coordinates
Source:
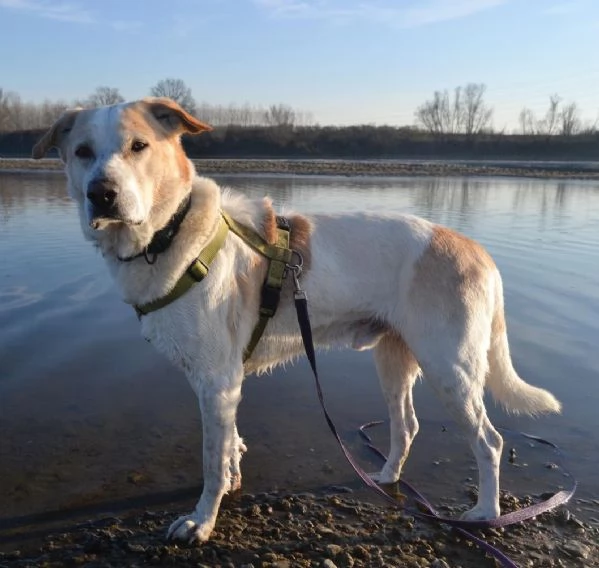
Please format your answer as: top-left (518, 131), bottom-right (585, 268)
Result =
top-left (134, 211), bottom-right (295, 362)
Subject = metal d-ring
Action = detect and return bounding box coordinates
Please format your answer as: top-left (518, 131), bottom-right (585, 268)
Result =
top-left (286, 250), bottom-right (304, 294)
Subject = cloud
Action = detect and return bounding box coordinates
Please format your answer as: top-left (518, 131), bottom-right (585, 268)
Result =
top-left (0, 0), bottom-right (143, 31)
top-left (254, 0), bottom-right (509, 28)
top-left (399, 0), bottom-right (508, 28)
top-left (0, 0), bottom-right (95, 23)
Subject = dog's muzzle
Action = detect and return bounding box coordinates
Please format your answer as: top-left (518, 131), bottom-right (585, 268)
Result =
top-left (87, 178), bottom-right (119, 220)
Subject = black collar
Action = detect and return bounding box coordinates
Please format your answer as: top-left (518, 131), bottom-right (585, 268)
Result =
top-left (118, 193), bottom-right (192, 264)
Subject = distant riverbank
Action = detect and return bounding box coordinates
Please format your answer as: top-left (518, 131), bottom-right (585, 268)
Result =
top-left (2, 157), bottom-right (599, 179)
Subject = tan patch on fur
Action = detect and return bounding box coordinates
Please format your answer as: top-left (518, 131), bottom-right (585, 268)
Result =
top-left (121, 105), bottom-right (160, 141)
top-left (258, 199), bottom-right (313, 271)
top-left (120, 103), bottom-right (194, 224)
top-left (491, 307), bottom-right (506, 335)
top-left (175, 143), bottom-right (192, 185)
top-left (377, 331), bottom-right (420, 376)
top-left (260, 198), bottom-right (278, 244)
top-left (412, 226), bottom-right (495, 314)
top-left (288, 214), bottom-right (312, 271)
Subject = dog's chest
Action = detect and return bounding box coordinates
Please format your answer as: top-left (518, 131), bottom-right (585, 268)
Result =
top-left (140, 308), bottom-right (205, 375)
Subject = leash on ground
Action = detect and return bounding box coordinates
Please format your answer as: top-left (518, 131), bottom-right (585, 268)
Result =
top-left (290, 273), bottom-right (577, 568)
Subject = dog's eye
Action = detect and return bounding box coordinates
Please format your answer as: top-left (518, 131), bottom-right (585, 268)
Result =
top-left (131, 140), bottom-right (148, 153)
top-left (75, 145), bottom-right (94, 159)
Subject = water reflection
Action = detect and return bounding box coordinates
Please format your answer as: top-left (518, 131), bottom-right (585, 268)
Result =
top-left (1, 172), bottom-right (599, 521)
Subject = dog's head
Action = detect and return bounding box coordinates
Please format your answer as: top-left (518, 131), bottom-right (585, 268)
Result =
top-left (32, 98), bottom-right (211, 233)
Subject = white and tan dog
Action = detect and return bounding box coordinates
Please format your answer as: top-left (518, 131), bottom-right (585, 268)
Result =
top-left (33, 98), bottom-right (561, 544)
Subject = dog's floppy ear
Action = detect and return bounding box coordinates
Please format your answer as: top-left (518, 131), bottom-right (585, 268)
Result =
top-left (145, 97), bottom-right (213, 136)
top-left (32, 109), bottom-right (82, 160)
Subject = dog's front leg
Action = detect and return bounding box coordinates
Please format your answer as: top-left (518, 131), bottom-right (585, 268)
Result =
top-left (167, 374), bottom-right (242, 544)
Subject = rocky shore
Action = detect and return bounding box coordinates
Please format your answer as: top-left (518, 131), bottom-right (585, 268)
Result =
top-left (2, 157), bottom-right (599, 179)
top-left (2, 487), bottom-right (597, 568)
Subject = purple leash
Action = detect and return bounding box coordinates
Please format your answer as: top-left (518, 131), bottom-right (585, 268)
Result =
top-left (292, 290), bottom-right (576, 568)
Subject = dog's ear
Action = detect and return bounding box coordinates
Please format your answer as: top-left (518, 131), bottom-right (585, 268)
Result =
top-left (144, 97), bottom-right (213, 136)
top-left (32, 109), bottom-right (82, 160)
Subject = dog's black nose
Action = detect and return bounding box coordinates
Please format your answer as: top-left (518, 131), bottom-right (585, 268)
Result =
top-left (87, 178), bottom-right (117, 212)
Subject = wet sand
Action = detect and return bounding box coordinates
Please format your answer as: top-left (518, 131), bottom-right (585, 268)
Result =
top-left (2, 156), bottom-right (599, 179)
top-left (2, 489), bottom-right (597, 567)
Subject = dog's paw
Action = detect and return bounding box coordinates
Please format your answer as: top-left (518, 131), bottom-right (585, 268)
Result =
top-left (166, 515), bottom-right (214, 544)
top-left (460, 503), bottom-right (500, 522)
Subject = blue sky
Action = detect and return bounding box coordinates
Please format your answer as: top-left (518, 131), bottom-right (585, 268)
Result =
top-left (0, 0), bottom-right (597, 129)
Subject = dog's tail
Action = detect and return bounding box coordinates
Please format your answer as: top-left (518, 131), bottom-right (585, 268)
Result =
top-left (486, 272), bottom-right (561, 416)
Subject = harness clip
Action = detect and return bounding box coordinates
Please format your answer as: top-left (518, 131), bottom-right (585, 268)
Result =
top-left (287, 250), bottom-right (306, 300)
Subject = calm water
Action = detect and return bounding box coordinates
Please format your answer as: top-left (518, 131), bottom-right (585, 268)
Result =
top-left (1, 171), bottom-right (598, 526)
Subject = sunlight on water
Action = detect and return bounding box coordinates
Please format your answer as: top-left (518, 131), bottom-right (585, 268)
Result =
top-left (1, 171), bottom-right (598, 518)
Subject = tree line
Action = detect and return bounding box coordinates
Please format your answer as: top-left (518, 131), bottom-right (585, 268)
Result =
top-left (0, 79), bottom-right (597, 160)
top-left (1, 79), bottom-right (596, 137)
top-left (415, 83), bottom-right (597, 137)
top-left (0, 79), bottom-right (313, 132)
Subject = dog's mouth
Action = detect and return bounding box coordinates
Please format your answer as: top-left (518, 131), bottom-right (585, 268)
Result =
top-left (89, 215), bottom-right (143, 230)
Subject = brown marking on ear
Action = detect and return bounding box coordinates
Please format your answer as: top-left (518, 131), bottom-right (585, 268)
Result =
top-left (288, 214), bottom-right (312, 271)
top-left (142, 97), bottom-right (212, 136)
top-left (411, 226), bottom-right (495, 318)
top-left (32, 109), bottom-right (82, 159)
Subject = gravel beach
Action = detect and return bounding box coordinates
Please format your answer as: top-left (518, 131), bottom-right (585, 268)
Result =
top-left (2, 157), bottom-right (599, 179)
top-left (2, 487), bottom-right (598, 568)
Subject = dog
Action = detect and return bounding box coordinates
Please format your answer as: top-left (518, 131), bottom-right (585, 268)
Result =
top-left (32, 97), bottom-right (561, 544)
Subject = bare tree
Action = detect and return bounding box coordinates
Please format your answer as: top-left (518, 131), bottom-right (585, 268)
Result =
top-left (0, 88), bottom-right (13, 131)
top-left (518, 107), bottom-right (536, 134)
top-left (415, 90), bottom-right (451, 135)
top-left (0, 88), bottom-right (23, 131)
top-left (87, 86), bottom-right (125, 107)
top-left (537, 94), bottom-right (561, 135)
top-left (415, 83), bottom-right (492, 136)
top-left (560, 101), bottom-right (581, 136)
top-left (264, 104), bottom-right (296, 127)
top-left (149, 78), bottom-right (196, 114)
top-left (461, 83), bottom-right (493, 136)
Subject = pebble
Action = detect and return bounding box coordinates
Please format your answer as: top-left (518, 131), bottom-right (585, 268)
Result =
top-left (326, 544), bottom-right (343, 557)
top-left (322, 560), bottom-right (338, 568)
top-left (327, 485), bottom-right (354, 494)
top-left (560, 540), bottom-right (591, 559)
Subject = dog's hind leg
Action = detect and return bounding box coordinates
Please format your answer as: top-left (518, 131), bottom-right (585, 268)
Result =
top-left (419, 348), bottom-right (503, 520)
top-left (370, 333), bottom-right (421, 484)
